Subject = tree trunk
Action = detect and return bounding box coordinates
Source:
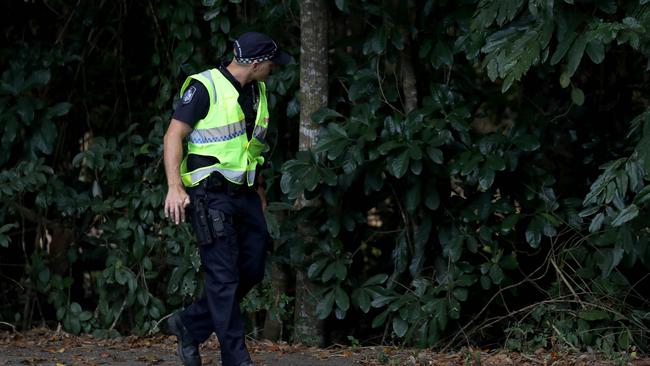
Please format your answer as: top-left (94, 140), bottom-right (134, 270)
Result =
top-left (262, 232), bottom-right (288, 341)
top-left (401, 48), bottom-right (417, 113)
top-left (298, 0), bottom-right (328, 151)
top-left (396, 0), bottom-right (418, 113)
top-left (292, 0), bottom-right (328, 347)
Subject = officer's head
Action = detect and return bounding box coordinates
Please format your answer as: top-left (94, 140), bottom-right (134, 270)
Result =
top-left (232, 32), bottom-right (290, 81)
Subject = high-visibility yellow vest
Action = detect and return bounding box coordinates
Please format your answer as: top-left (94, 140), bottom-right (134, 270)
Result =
top-left (178, 69), bottom-right (270, 187)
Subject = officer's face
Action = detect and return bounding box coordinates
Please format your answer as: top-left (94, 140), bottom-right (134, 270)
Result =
top-left (252, 61), bottom-right (275, 81)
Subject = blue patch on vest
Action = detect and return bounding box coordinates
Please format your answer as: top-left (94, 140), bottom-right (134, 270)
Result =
top-left (182, 86), bottom-right (196, 104)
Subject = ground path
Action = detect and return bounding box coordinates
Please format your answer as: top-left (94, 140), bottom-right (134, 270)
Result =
top-left (1, 329), bottom-right (649, 365)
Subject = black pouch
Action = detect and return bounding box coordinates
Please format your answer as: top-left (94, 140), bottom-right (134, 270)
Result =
top-left (207, 208), bottom-right (229, 237)
top-left (188, 202), bottom-right (212, 246)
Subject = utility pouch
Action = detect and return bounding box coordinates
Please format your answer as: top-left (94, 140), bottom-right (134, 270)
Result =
top-left (207, 208), bottom-right (228, 238)
top-left (188, 201), bottom-right (212, 246)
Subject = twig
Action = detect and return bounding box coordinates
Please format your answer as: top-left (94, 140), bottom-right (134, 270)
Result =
top-left (108, 297), bottom-right (128, 331)
top-left (381, 313), bottom-right (392, 345)
top-left (392, 68), bottom-right (406, 113)
top-left (551, 324), bottom-right (580, 352)
top-left (387, 182), bottom-right (412, 252)
top-left (445, 61), bottom-right (454, 86)
top-left (148, 0), bottom-right (173, 67)
top-left (550, 257), bottom-right (585, 310)
top-left (442, 255), bottom-right (554, 351)
top-left (375, 56), bottom-right (405, 117)
top-left (549, 103), bottom-right (573, 123)
top-left (0, 273), bottom-right (24, 290)
top-left (148, 313), bottom-right (173, 336)
top-left (42, 0), bottom-right (62, 16)
top-left (623, 272), bottom-right (650, 307)
top-left (55, 0), bottom-right (82, 45)
top-left (519, 352), bottom-right (542, 364)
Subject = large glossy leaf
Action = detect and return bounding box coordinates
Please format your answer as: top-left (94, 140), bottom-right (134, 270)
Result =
top-left (316, 290), bottom-right (335, 320)
top-left (393, 316), bottom-right (408, 337)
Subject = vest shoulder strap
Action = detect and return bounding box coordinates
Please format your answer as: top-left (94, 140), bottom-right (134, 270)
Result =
top-left (180, 69), bottom-right (221, 107)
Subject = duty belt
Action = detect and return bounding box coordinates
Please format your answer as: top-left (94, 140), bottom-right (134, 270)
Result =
top-left (201, 172), bottom-right (259, 195)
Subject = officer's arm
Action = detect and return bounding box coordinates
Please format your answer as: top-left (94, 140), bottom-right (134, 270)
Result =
top-left (163, 119), bottom-right (193, 224)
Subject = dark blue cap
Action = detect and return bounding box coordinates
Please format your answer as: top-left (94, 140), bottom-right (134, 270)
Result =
top-left (233, 32), bottom-right (291, 65)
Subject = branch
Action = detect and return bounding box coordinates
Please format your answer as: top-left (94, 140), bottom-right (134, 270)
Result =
top-left (0, 321), bottom-right (17, 333)
top-left (108, 297), bottom-right (128, 331)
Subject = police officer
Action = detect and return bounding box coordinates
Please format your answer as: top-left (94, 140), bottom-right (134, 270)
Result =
top-left (162, 32), bottom-right (290, 366)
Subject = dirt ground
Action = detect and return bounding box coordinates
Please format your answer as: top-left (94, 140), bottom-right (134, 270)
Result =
top-left (1, 329), bottom-right (650, 366)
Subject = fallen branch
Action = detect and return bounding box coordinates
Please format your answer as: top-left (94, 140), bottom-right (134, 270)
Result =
top-left (0, 321), bottom-right (17, 333)
top-left (148, 313), bottom-right (172, 337)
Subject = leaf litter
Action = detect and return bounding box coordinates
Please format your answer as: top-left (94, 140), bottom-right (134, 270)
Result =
top-left (1, 329), bottom-right (649, 365)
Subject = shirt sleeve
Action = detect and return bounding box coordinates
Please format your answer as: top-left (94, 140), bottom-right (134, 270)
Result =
top-left (172, 80), bottom-right (210, 128)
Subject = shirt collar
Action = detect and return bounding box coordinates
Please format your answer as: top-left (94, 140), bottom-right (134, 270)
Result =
top-left (218, 60), bottom-right (255, 93)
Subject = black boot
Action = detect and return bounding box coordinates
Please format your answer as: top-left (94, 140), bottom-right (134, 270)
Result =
top-left (167, 312), bottom-right (202, 366)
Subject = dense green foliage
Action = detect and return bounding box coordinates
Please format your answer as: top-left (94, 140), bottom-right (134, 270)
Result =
top-left (1, 0), bottom-right (650, 356)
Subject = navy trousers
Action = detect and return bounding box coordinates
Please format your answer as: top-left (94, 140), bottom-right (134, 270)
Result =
top-left (180, 188), bottom-right (268, 366)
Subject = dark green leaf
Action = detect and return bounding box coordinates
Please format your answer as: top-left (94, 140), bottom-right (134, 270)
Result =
top-left (443, 237), bottom-right (463, 262)
top-left (560, 72), bottom-right (571, 88)
top-left (203, 8), bottom-right (220, 21)
top-left (571, 86), bottom-right (585, 106)
top-left (48, 102), bottom-right (72, 117)
top-left (578, 309), bottom-right (610, 321)
top-left (26, 70), bottom-right (51, 88)
top-left (393, 316), bottom-right (408, 337)
top-left (363, 274), bottom-right (388, 286)
top-left (489, 264), bottom-right (504, 285)
top-left (322, 262), bottom-right (337, 282)
top-left (372, 309), bottom-right (390, 328)
top-left (335, 286), bottom-right (350, 311)
top-left (499, 254), bottom-right (519, 270)
top-left (452, 288), bottom-right (468, 301)
top-left (308, 258), bottom-right (329, 279)
top-left (426, 147), bottom-right (443, 164)
top-left (589, 212), bottom-right (605, 233)
top-left (611, 204), bottom-right (639, 226)
top-left (618, 328), bottom-right (631, 349)
top-left (480, 275), bottom-right (491, 289)
top-left (424, 184), bottom-right (440, 210)
top-left (316, 289), bottom-right (335, 319)
top-left (371, 295), bottom-right (398, 308)
top-left (551, 31), bottom-right (578, 65)
top-left (115, 268), bottom-right (129, 286)
top-left (219, 17), bottom-right (230, 33)
top-left (585, 40), bottom-right (605, 64)
top-left (525, 223), bottom-right (542, 248)
top-left (312, 108), bottom-right (343, 124)
top-left (356, 289), bottom-right (371, 313)
top-left (390, 151), bottom-right (410, 178)
top-left (567, 34), bottom-right (587, 77)
top-left (501, 214), bottom-right (519, 233)
top-left (334, 260), bottom-right (347, 281)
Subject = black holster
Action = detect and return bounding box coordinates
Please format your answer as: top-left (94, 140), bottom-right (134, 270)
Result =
top-left (188, 199), bottom-right (212, 246)
top-left (187, 180), bottom-right (234, 245)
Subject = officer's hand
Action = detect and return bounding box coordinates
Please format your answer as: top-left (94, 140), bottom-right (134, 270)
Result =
top-left (164, 184), bottom-right (190, 225)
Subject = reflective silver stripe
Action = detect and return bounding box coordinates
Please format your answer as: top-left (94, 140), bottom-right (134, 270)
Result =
top-left (189, 120), bottom-right (246, 144)
top-left (189, 166), bottom-right (246, 185)
top-left (199, 70), bottom-right (217, 100)
top-left (247, 170), bottom-right (256, 185)
top-left (252, 125), bottom-right (268, 142)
